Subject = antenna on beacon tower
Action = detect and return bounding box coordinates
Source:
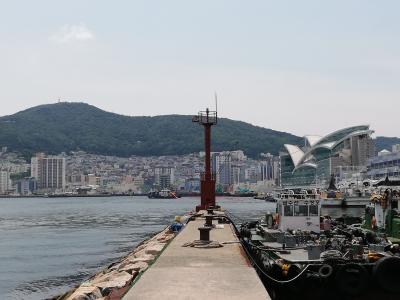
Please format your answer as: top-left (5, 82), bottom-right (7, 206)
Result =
top-left (214, 92), bottom-right (218, 117)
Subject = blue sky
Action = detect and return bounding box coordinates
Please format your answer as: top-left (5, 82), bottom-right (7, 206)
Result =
top-left (1, 1), bottom-right (399, 137)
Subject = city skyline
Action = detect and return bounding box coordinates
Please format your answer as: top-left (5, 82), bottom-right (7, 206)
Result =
top-left (1, 1), bottom-right (400, 137)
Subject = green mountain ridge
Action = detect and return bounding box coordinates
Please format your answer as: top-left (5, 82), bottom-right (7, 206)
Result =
top-left (0, 102), bottom-right (302, 158)
top-left (0, 102), bottom-right (397, 158)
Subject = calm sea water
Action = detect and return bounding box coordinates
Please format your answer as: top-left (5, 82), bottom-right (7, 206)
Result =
top-left (0, 196), bottom-right (275, 300)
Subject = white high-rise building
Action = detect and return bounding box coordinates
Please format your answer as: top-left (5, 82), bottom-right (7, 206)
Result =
top-left (154, 167), bottom-right (175, 189)
top-left (0, 170), bottom-right (12, 194)
top-left (212, 152), bottom-right (233, 187)
top-left (31, 154), bottom-right (66, 191)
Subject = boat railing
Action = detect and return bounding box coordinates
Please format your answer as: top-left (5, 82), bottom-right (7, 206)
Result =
top-left (194, 111), bottom-right (218, 125)
top-left (277, 193), bottom-right (320, 200)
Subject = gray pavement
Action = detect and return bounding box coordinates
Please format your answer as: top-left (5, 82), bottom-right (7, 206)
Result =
top-left (123, 214), bottom-right (271, 300)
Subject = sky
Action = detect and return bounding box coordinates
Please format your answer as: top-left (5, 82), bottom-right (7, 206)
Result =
top-left (1, 0), bottom-right (399, 137)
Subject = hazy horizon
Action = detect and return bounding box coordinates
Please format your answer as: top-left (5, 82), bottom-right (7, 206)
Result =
top-left (1, 1), bottom-right (400, 137)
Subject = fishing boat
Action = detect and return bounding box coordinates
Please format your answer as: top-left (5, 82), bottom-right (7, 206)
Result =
top-left (254, 192), bottom-right (277, 202)
top-left (276, 176), bottom-right (370, 208)
top-left (239, 196), bottom-right (400, 299)
top-left (147, 189), bottom-right (180, 199)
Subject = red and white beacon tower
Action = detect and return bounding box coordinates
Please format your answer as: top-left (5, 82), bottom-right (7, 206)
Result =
top-left (192, 108), bottom-right (217, 211)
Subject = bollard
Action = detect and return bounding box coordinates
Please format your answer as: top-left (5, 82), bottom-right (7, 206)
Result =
top-left (198, 226), bottom-right (211, 241)
top-left (205, 215), bottom-right (213, 227)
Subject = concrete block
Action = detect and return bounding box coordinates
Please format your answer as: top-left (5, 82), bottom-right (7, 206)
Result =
top-left (119, 261), bottom-right (148, 273)
top-left (145, 244), bottom-right (165, 255)
top-left (66, 286), bottom-right (102, 300)
top-left (92, 271), bottom-right (133, 290)
top-left (131, 254), bottom-right (155, 263)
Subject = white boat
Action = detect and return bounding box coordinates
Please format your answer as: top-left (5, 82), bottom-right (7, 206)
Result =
top-left (275, 189), bottom-right (369, 208)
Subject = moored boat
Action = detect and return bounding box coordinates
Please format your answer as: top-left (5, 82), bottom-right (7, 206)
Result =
top-left (254, 192), bottom-right (277, 202)
top-left (147, 189), bottom-right (180, 199)
top-left (239, 196), bottom-right (400, 299)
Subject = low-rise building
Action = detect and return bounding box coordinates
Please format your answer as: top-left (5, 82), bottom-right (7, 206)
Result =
top-left (367, 151), bottom-right (400, 180)
top-left (16, 177), bottom-right (37, 195)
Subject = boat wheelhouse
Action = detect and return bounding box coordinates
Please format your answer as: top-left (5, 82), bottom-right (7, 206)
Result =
top-left (276, 198), bottom-right (321, 233)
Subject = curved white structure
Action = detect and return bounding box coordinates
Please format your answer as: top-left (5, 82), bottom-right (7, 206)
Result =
top-left (284, 144), bottom-right (304, 168)
top-left (286, 126), bottom-right (373, 172)
top-left (282, 125), bottom-right (375, 187)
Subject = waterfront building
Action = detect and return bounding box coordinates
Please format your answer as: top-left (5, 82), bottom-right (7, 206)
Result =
top-left (154, 167), bottom-right (175, 189)
top-left (212, 152), bottom-right (233, 189)
top-left (0, 170), bottom-right (12, 194)
top-left (280, 125), bottom-right (375, 188)
top-left (16, 177), bottom-right (37, 195)
top-left (31, 153), bottom-right (66, 191)
top-left (184, 178), bottom-right (200, 193)
top-left (133, 176), bottom-right (145, 188)
top-left (367, 150), bottom-right (400, 180)
top-left (87, 174), bottom-right (102, 186)
top-left (259, 153), bottom-right (280, 185)
top-left (245, 166), bottom-right (259, 183)
top-left (231, 164), bottom-right (245, 185)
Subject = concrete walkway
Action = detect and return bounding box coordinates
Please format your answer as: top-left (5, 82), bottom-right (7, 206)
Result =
top-left (123, 214), bottom-right (271, 300)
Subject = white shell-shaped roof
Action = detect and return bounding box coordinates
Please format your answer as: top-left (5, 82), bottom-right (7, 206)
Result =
top-left (317, 142), bottom-right (335, 149)
top-left (284, 144), bottom-right (304, 167)
top-left (305, 135), bottom-right (322, 147)
top-left (283, 125), bottom-right (374, 172)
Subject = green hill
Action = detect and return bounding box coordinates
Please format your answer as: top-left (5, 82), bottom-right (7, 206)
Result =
top-left (0, 102), bottom-right (302, 158)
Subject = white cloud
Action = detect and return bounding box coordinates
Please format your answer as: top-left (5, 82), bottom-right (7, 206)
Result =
top-left (50, 24), bottom-right (95, 43)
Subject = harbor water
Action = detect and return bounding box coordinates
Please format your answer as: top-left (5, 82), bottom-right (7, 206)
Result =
top-left (0, 196), bottom-right (274, 299)
top-left (0, 196), bottom-right (364, 299)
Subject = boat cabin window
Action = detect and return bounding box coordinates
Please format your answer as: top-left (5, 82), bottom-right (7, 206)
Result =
top-left (294, 204), bottom-right (308, 216)
top-left (284, 204), bottom-right (294, 216)
top-left (309, 204), bottom-right (319, 216)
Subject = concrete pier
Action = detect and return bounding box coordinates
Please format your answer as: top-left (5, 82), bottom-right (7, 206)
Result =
top-left (123, 213), bottom-right (271, 300)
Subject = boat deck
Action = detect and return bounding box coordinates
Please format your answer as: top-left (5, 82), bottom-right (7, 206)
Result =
top-left (123, 212), bottom-right (271, 300)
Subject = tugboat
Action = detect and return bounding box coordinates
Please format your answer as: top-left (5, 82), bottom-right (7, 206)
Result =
top-left (147, 189), bottom-right (180, 199)
top-left (239, 195), bottom-right (400, 299)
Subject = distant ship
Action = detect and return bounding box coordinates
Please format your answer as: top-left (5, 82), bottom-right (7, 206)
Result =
top-left (147, 189), bottom-right (180, 199)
